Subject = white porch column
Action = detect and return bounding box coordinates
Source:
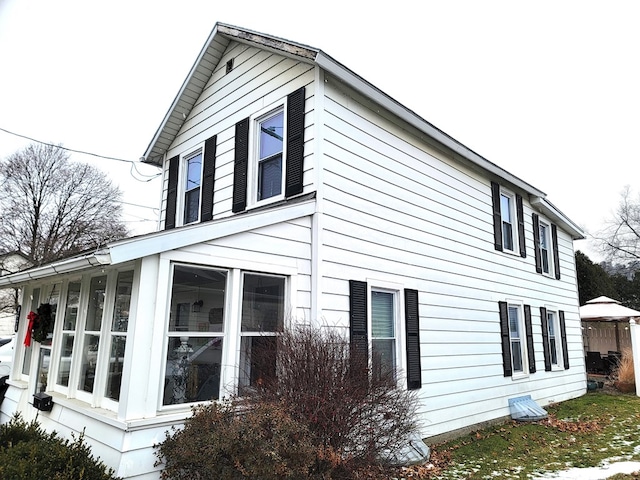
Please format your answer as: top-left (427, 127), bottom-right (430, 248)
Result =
top-left (628, 318), bottom-right (640, 397)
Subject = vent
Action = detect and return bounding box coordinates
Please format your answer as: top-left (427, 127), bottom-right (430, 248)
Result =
top-left (226, 59), bottom-right (234, 74)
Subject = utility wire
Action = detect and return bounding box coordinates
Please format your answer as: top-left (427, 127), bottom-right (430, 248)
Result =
top-left (0, 126), bottom-right (162, 182)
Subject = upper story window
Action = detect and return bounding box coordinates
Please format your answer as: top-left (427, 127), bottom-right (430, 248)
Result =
top-left (539, 221), bottom-right (551, 275)
top-left (532, 213), bottom-right (561, 279)
top-left (256, 110), bottom-right (284, 202)
top-left (183, 150), bottom-right (203, 224)
top-left (500, 192), bottom-right (515, 252)
top-left (232, 87), bottom-right (306, 214)
top-left (491, 182), bottom-right (525, 257)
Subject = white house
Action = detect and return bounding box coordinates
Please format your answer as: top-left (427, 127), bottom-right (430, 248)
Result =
top-left (0, 23), bottom-right (586, 479)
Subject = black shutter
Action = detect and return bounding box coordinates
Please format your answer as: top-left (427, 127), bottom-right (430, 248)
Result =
top-left (200, 135), bottom-right (217, 222)
top-left (516, 194), bottom-right (526, 258)
top-left (524, 304), bottom-right (536, 374)
top-left (559, 310), bottom-right (569, 369)
top-left (285, 87), bottom-right (305, 198)
top-left (232, 118), bottom-right (250, 213)
top-left (165, 155), bottom-right (179, 230)
top-left (491, 182), bottom-right (503, 251)
top-left (540, 307), bottom-right (552, 371)
top-left (349, 280), bottom-right (368, 361)
top-left (404, 289), bottom-right (422, 390)
top-left (532, 213), bottom-right (542, 273)
top-left (552, 224), bottom-right (561, 280)
top-left (498, 301), bottom-right (512, 377)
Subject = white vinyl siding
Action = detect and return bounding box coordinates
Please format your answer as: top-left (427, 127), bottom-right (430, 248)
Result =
top-left (160, 42), bottom-right (315, 225)
top-left (317, 75), bottom-right (583, 438)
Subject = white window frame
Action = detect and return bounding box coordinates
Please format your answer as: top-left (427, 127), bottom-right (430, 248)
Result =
top-left (248, 101), bottom-right (287, 209)
top-left (367, 280), bottom-right (405, 387)
top-left (538, 219), bottom-right (553, 276)
top-left (179, 146), bottom-right (204, 226)
top-left (158, 263), bottom-right (291, 411)
top-left (500, 188), bottom-right (518, 254)
top-left (545, 307), bottom-right (562, 369)
top-left (507, 301), bottom-right (528, 378)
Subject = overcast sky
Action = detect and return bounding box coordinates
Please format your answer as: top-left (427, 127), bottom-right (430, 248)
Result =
top-left (1, 0), bottom-right (638, 262)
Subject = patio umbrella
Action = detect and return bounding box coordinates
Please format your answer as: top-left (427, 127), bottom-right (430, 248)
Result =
top-left (580, 296), bottom-right (640, 353)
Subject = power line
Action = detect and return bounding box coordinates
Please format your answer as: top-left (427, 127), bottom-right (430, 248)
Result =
top-left (0, 126), bottom-right (162, 182)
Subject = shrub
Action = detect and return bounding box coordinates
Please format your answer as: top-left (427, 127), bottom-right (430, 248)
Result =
top-left (0, 414), bottom-right (120, 480)
top-left (155, 399), bottom-right (316, 480)
top-left (156, 325), bottom-right (420, 479)
top-left (254, 326), bottom-right (420, 471)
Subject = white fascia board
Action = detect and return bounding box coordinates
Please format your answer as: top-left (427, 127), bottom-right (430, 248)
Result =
top-left (314, 51), bottom-right (547, 199)
top-left (0, 252), bottom-right (112, 287)
top-left (530, 196), bottom-right (585, 240)
top-left (108, 199), bottom-right (317, 265)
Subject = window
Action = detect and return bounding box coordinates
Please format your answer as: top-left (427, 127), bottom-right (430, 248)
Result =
top-left (163, 265), bottom-right (227, 406)
top-left (56, 281), bottom-right (80, 388)
top-left (533, 214), bottom-right (561, 279)
top-left (183, 150), bottom-right (202, 225)
top-left (508, 304), bottom-right (524, 374)
top-left (232, 87), bottom-right (306, 213)
top-left (547, 310), bottom-right (559, 366)
top-left (34, 284), bottom-right (59, 393)
top-left (349, 281), bottom-right (421, 390)
top-left (499, 301), bottom-right (531, 377)
top-left (501, 193), bottom-right (515, 252)
top-left (105, 270), bottom-right (133, 401)
top-left (490, 182), bottom-right (525, 256)
top-left (239, 273), bottom-right (285, 391)
top-left (539, 221), bottom-right (551, 274)
top-left (540, 306), bottom-right (568, 371)
top-left (256, 110), bottom-right (284, 201)
top-left (371, 290), bottom-right (397, 379)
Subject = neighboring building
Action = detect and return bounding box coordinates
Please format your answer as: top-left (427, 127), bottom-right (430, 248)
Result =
top-left (0, 24), bottom-right (585, 479)
top-left (0, 252), bottom-right (31, 337)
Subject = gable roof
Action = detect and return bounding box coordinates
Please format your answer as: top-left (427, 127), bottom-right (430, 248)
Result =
top-left (141, 23), bottom-right (583, 240)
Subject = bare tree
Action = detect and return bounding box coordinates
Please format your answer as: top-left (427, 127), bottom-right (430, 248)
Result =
top-left (597, 186), bottom-right (640, 264)
top-left (0, 143), bottom-right (128, 266)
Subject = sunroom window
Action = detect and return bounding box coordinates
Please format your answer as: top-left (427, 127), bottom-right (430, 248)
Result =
top-left (163, 265), bottom-right (227, 406)
top-left (238, 273), bottom-right (285, 391)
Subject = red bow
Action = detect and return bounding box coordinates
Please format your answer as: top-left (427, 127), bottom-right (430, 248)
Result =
top-left (24, 311), bottom-right (38, 347)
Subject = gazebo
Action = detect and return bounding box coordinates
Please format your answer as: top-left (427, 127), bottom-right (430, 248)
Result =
top-left (580, 296), bottom-right (640, 374)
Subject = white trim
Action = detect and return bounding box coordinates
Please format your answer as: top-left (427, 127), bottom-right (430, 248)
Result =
top-left (248, 103), bottom-right (287, 209)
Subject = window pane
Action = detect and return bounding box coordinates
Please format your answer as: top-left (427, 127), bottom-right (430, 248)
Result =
top-left (372, 338), bottom-right (395, 379)
top-left (56, 333), bottom-right (74, 387)
top-left (508, 306), bottom-right (520, 339)
top-left (241, 274), bottom-right (284, 332)
top-left (186, 154), bottom-right (202, 190)
top-left (500, 195), bottom-right (511, 222)
top-left (86, 276), bottom-right (107, 332)
top-left (105, 335), bottom-right (126, 401)
top-left (259, 112), bottom-right (284, 160)
top-left (63, 282), bottom-right (81, 330)
top-left (372, 291), bottom-right (394, 338)
top-left (112, 271), bottom-right (133, 332)
top-left (35, 347), bottom-right (50, 393)
top-left (512, 340), bottom-right (523, 372)
top-left (78, 334), bottom-right (100, 393)
top-left (163, 336), bottom-right (223, 405)
top-left (170, 266), bottom-right (227, 333)
top-left (184, 188), bottom-right (200, 224)
top-left (239, 336), bottom-right (276, 391)
top-left (258, 154), bottom-right (282, 200)
top-left (22, 288), bottom-right (41, 375)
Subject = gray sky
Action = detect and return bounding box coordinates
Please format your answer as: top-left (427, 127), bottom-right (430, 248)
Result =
top-left (1, 0), bottom-right (638, 262)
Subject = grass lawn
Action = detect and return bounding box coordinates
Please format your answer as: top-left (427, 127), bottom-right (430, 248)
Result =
top-left (422, 389), bottom-right (640, 479)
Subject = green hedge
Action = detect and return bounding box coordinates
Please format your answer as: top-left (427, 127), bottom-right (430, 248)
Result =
top-left (0, 414), bottom-right (120, 480)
